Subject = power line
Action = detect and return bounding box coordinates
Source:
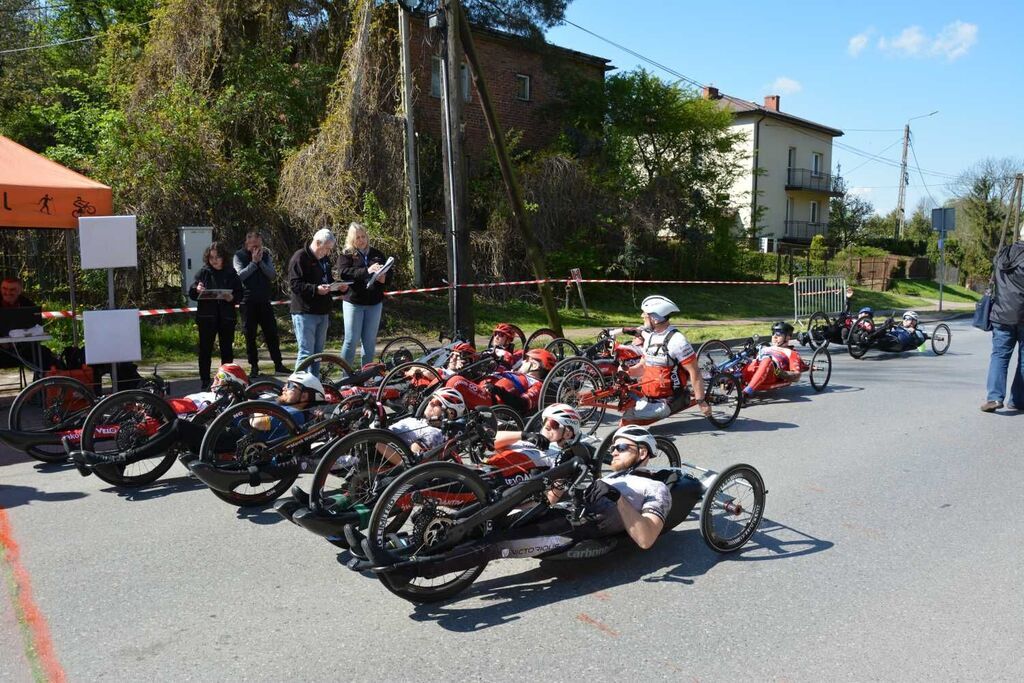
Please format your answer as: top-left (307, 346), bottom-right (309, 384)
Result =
top-left (0, 17), bottom-right (153, 54)
top-left (843, 138), bottom-right (903, 177)
top-left (909, 136), bottom-right (940, 205)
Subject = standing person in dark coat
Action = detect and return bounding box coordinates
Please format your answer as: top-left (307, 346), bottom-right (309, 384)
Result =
top-left (337, 222), bottom-right (389, 366)
top-left (234, 231), bottom-right (288, 376)
top-left (982, 237), bottom-right (1024, 412)
top-left (288, 228), bottom-right (346, 377)
top-left (189, 241), bottom-right (243, 390)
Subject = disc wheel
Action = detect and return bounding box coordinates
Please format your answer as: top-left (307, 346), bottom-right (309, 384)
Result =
top-left (705, 372), bottom-right (741, 429)
top-left (539, 357), bottom-right (607, 435)
top-left (524, 328), bottom-right (558, 351)
top-left (805, 311), bottom-right (831, 350)
top-left (79, 390), bottom-right (180, 486)
top-left (930, 323), bottom-right (951, 355)
top-left (8, 376), bottom-right (96, 463)
top-left (808, 347), bottom-right (832, 392)
top-left (595, 431), bottom-right (681, 474)
top-left (376, 362), bottom-right (443, 420)
top-left (700, 464), bottom-right (766, 553)
top-left (295, 353), bottom-right (354, 388)
top-left (488, 323), bottom-right (526, 352)
top-left (380, 336), bottom-right (428, 366)
top-left (846, 318), bottom-right (872, 359)
top-left (366, 461), bottom-right (492, 603)
top-left (245, 379), bottom-right (283, 400)
top-left (309, 429), bottom-right (414, 520)
top-left (695, 340), bottom-right (731, 382)
top-left (544, 338), bottom-right (580, 361)
top-left (198, 400), bottom-right (302, 506)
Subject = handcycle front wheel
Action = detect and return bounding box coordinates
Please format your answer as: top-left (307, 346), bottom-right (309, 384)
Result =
top-left (544, 337), bottom-right (580, 361)
top-left (595, 431), bottom-right (681, 474)
top-left (930, 323), bottom-right (951, 356)
top-left (8, 376), bottom-right (97, 463)
top-left (846, 319), bottom-right (872, 359)
top-left (295, 353), bottom-right (354, 388)
top-left (700, 463), bottom-right (766, 553)
top-left (245, 378), bottom-right (283, 400)
top-left (705, 372), bottom-right (741, 429)
top-left (380, 336), bottom-right (429, 366)
top-left (366, 461), bottom-right (492, 602)
top-left (805, 311), bottom-right (832, 350)
top-left (377, 362), bottom-right (443, 420)
top-left (539, 357), bottom-right (608, 435)
top-left (524, 328), bottom-right (558, 351)
top-left (695, 339), bottom-right (732, 382)
top-left (808, 347), bottom-right (832, 392)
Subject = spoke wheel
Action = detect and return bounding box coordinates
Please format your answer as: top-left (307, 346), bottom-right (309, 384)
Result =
top-left (295, 353), bottom-right (353, 388)
top-left (808, 347), bottom-right (832, 391)
top-left (377, 362), bottom-right (443, 420)
top-left (544, 337), bottom-right (579, 361)
top-left (367, 462), bottom-right (492, 603)
top-left (930, 323), bottom-right (951, 355)
top-left (539, 358), bottom-right (607, 435)
top-left (310, 429), bottom-right (413, 520)
top-left (805, 311), bottom-right (831, 350)
top-left (198, 400), bottom-right (302, 506)
top-left (80, 390), bottom-right (179, 486)
top-left (846, 319), bottom-right (872, 359)
top-left (700, 464), bottom-right (766, 553)
top-left (245, 379), bottom-right (283, 400)
top-left (9, 376), bottom-right (96, 463)
top-left (524, 328), bottom-right (558, 351)
top-left (695, 340), bottom-right (731, 382)
top-left (705, 372), bottom-right (741, 429)
top-left (595, 432), bottom-right (681, 475)
top-left (381, 336), bottom-right (428, 366)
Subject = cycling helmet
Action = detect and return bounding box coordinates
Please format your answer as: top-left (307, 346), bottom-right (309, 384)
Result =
top-left (212, 363), bottom-right (249, 390)
top-left (492, 323), bottom-right (517, 340)
top-left (611, 425), bottom-right (658, 461)
top-left (641, 295), bottom-right (680, 322)
top-left (524, 348), bottom-right (556, 372)
top-left (286, 371), bottom-right (325, 401)
top-left (903, 310), bottom-right (919, 322)
top-left (771, 321), bottom-right (795, 336)
top-left (429, 387), bottom-right (466, 417)
top-left (451, 342), bottom-right (478, 360)
top-left (858, 307), bottom-right (874, 316)
top-left (541, 403), bottom-right (581, 444)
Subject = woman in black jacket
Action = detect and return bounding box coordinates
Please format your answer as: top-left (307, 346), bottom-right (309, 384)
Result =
top-left (336, 222), bottom-right (389, 365)
top-left (189, 241), bottom-right (243, 390)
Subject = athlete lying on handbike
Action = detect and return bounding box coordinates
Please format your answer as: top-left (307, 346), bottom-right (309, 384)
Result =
top-left (741, 321), bottom-right (803, 399)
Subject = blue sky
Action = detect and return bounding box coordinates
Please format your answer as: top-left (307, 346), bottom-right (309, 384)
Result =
top-left (545, 1), bottom-right (1021, 216)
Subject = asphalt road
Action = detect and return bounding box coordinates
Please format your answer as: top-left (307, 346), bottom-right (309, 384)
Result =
top-left (1, 319), bottom-right (1022, 681)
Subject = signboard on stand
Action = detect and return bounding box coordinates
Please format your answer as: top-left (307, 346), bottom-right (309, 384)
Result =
top-left (930, 208), bottom-right (956, 312)
top-left (83, 309), bottom-right (141, 364)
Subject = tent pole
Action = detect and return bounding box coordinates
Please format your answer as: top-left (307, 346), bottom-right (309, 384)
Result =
top-left (66, 232), bottom-right (79, 347)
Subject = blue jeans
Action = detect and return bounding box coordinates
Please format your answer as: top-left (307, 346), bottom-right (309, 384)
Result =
top-left (341, 301), bottom-right (383, 366)
top-left (986, 322), bottom-right (1024, 406)
top-left (292, 313), bottom-right (329, 376)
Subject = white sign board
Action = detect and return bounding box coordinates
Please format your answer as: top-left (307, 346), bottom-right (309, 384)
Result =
top-left (79, 215), bottom-right (138, 269)
top-left (83, 309), bottom-right (142, 364)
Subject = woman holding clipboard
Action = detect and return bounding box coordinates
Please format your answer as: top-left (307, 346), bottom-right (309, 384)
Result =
top-left (189, 241), bottom-right (243, 390)
top-left (337, 222), bottom-right (390, 366)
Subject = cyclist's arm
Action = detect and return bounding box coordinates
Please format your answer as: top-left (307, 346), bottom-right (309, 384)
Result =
top-left (493, 431), bottom-right (523, 450)
top-left (615, 498), bottom-right (665, 550)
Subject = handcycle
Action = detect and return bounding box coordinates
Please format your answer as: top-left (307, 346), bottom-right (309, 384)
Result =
top-left (803, 286), bottom-right (857, 350)
top-left (537, 329), bottom-right (741, 433)
top-left (352, 437), bottom-right (765, 602)
top-left (695, 336), bottom-right (832, 399)
top-left (846, 314), bottom-right (951, 359)
top-left (379, 325), bottom-right (561, 369)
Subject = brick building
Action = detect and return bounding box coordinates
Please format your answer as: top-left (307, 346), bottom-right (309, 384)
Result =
top-left (406, 14), bottom-right (611, 169)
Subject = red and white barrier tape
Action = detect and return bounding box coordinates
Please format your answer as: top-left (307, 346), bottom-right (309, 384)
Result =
top-left (40, 277), bottom-right (787, 320)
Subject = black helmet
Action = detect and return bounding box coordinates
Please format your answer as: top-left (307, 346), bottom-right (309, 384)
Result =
top-left (771, 321), bottom-right (794, 336)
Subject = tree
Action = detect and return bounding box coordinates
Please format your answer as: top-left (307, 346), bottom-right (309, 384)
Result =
top-left (950, 158), bottom-right (1023, 281)
top-left (828, 176), bottom-right (874, 248)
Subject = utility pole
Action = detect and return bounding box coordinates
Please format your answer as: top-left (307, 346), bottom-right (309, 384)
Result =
top-left (894, 124), bottom-right (910, 239)
top-left (398, 4), bottom-right (423, 286)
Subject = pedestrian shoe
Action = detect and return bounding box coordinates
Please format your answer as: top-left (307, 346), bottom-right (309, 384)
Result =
top-left (250, 365), bottom-right (260, 377)
top-left (273, 364), bottom-right (290, 375)
top-left (1006, 402), bottom-right (1018, 411)
top-left (980, 400), bottom-right (1002, 413)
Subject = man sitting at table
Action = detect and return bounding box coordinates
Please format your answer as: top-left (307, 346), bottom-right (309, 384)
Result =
top-left (1, 276), bottom-right (34, 309)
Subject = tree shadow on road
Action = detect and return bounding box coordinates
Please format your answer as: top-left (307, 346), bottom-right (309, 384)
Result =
top-left (0, 484), bottom-right (87, 509)
top-left (400, 514), bottom-right (833, 632)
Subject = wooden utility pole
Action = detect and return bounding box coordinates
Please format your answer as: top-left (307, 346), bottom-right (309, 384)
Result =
top-left (457, 9), bottom-right (563, 335)
top-left (398, 4), bottom-right (423, 286)
top-left (894, 123), bottom-right (910, 239)
top-left (439, 0), bottom-right (473, 339)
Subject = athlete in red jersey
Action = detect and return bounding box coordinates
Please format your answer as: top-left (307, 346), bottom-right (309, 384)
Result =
top-left (742, 321), bottom-right (803, 396)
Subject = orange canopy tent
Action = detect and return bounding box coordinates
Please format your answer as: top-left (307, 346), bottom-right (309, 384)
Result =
top-left (0, 135), bottom-right (112, 229)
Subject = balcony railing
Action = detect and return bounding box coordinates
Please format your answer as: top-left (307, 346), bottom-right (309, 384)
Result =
top-left (784, 220), bottom-right (829, 241)
top-left (786, 168), bottom-right (843, 195)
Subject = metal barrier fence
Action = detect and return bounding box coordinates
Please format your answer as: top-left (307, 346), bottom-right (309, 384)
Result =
top-left (793, 276), bottom-right (848, 321)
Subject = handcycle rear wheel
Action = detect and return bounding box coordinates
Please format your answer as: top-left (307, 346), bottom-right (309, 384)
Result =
top-left (808, 347), bottom-right (832, 391)
top-left (380, 336), bottom-right (428, 366)
top-left (9, 376), bottom-right (97, 463)
top-left (930, 323), bottom-right (951, 355)
top-left (695, 340), bottom-right (732, 382)
top-left (805, 311), bottom-right (832, 350)
top-left (700, 463), bottom-right (765, 553)
top-left (705, 372), bottom-right (741, 429)
top-left (79, 390), bottom-right (180, 486)
top-left (198, 400), bottom-right (302, 506)
top-left (295, 353), bottom-right (354, 388)
top-left (524, 328), bottom-right (558, 351)
top-left (545, 337), bottom-right (580, 361)
top-left (366, 461), bottom-right (492, 602)
top-left (539, 357), bottom-right (608, 435)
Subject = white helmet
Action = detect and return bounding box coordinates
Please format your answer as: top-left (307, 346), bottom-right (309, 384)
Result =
top-left (541, 403), bottom-right (581, 444)
top-left (611, 425), bottom-right (658, 461)
top-left (641, 295), bottom-right (679, 321)
top-left (429, 387), bottom-right (467, 417)
top-left (287, 371), bottom-right (325, 401)
top-left (902, 310), bottom-right (919, 322)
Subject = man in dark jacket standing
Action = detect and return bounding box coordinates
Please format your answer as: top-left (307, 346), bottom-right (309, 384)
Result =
top-left (234, 231), bottom-right (288, 376)
top-left (982, 239), bottom-right (1024, 412)
top-left (288, 228), bottom-right (345, 377)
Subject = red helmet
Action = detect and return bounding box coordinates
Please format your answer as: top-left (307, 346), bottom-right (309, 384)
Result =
top-left (451, 342), bottom-right (478, 360)
top-left (525, 348), bottom-right (556, 372)
top-left (493, 323), bottom-right (517, 340)
top-left (213, 363), bottom-right (249, 389)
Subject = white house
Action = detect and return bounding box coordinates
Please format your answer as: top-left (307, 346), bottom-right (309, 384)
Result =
top-left (704, 88), bottom-right (844, 248)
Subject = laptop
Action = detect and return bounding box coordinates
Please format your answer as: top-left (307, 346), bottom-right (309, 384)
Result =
top-left (0, 306), bottom-right (43, 337)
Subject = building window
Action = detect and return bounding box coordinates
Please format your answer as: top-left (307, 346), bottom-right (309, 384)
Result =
top-left (809, 200), bottom-right (819, 224)
top-left (812, 152), bottom-right (823, 176)
top-left (515, 74), bottom-right (531, 101)
top-left (431, 57), bottom-right (471, 101)
top-left (787, 147), bottom-right (797, 170)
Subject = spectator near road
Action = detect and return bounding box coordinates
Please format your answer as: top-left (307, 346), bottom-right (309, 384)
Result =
top-left (1, 276), bottom-right (34, 308)
top-left (233, 231), bottom-right (288, 377)
top-left (288, 228), bottom-right (345, 377)
top-left (188, 241), bottom-right (243, 391)
top-left (982, 235), bottom-right (1024, 413)
top-left (336, 222), bottom-right (388, 367)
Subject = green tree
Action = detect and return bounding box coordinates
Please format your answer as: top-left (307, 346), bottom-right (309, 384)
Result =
top-left (828, 176), bottom-right (874, 247)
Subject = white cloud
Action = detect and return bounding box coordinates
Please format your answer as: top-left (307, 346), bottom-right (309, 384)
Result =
top-left (848, 31), bottom-right (871, 57)
top-left (874, 21), bottom-right (978, 61)
top-left (766, 77), bottom-right (802, 95)
top-left (878, 25), bottom-right (927, 56)
top-left (848, 187), bottom-right (874, 198)
top-left (930, 20), bottom-right (977, 61)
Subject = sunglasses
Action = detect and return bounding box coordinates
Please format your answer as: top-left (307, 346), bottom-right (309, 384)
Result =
top-left (610, 442), bottom-right (637, 453)
top-left (544, 419), bottom-right (564, 431)
top-left (285, 382), bottom-right (303, 391)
